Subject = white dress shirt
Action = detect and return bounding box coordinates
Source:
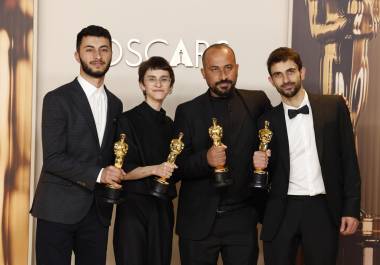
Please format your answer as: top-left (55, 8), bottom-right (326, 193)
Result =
top-left (78, 75), bottom-right (108, 183)
top-left (283, 92), bottom-right (326, 196)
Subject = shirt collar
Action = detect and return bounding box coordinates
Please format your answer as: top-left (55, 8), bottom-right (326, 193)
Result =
top-left (283, 90), bottom-right (310, 112)
top-left (77, 75), bottom-right (105, 98)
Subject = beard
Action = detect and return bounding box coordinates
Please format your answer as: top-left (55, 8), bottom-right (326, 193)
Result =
top-left (277, 80), bottom-right (302, 98)
top-left (209, 79), bottom-right (236, 98)
top-left (80, 58), bottom-right (111, 78)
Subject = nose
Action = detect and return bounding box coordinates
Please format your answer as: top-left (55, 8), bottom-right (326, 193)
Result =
top-left (94, 50), bottom-right (101, 59)
top-left (221, 69), bottom-right (228, 80)
top-left (155, 80), bottom-right (162, 87)
top-left (283, 73), bottom-right (289, 83)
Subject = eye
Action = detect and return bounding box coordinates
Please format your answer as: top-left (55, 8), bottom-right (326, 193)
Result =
top-left (272, 72), bottom-right (282, 79)
top-left (225, 65), bottom-right (233, 71)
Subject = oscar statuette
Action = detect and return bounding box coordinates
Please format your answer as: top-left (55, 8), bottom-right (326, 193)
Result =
top-left (102, 133), bottom-right (128, 204)
top-left (209, 118), bottom-right (233, 188)
top-left (151, 132), bottom-right (185, 199)
top-left (251, 121), bottom-right (273, 189)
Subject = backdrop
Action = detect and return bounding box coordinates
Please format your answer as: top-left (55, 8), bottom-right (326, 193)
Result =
top-left (34, 1), bottom-right (288, 264)
top-left (0, 0), bottom-right (34, 265)
top-left (291, 0), bottom-right (380, 264)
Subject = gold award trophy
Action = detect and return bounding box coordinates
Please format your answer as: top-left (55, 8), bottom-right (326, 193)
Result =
top-left (209, 118), bottom-right (233, 188)
top-left (251, 121), bottom-right (273, 189)
top-left (151, 132), bottom-right (185, 198)
top-left (103, 133), bottom-right (128, 204)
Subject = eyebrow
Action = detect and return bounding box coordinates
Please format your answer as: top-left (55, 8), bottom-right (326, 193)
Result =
top-left (272, 67), bottom-right (297, 75)
top-left (83, 45), bottom-right (110, 49)
top-left (145, 74), bottom-right (170, 78)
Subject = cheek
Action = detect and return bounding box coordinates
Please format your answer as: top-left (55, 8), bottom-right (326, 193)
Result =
top-left (81, 54), bottom-right (93, 63)
top-left (104, 53), bottom-right (112, 61)
top-left (230, 71), bottom-right (238, 80)
top-left (273, 79), bottom-right (282, 87)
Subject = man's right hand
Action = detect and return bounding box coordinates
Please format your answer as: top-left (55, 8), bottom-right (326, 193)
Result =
top-left (207, 145), bottom-right (227, 168)
top-left (253, 150), bottom-right (270, 169)
top-left (100, 165), bottom-right (123, 189)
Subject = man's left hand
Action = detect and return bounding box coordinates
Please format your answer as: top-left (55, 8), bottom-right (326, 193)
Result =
top-left (340, 216), bottom-right (359, 235)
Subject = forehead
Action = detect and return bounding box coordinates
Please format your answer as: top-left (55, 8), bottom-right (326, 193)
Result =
top-left (80, 36), bottom-right (111, 48)
top-left (203, 47), bottom-right (236, 66)
top-left (144, 69), bottom-right (170, 77)
top-left (270, 59), bottom-right (298, 73)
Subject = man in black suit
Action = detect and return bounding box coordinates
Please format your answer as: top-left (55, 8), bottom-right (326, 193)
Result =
top-left (253, 47), bottom-right (361, 265)
top-left (173, 44), bottom-right (271, 265)
top-left (30, 25), bottom-right (123, 265)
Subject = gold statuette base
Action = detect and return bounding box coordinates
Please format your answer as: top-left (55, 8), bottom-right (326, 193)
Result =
top-left (150, 178), bottom-right (170, 199)
top-left (213, 167), bottom-right (233, 188)
top-left (102, 184), bottom-right (123, 204)
top-left (250, 171), bottom-right (269, 189)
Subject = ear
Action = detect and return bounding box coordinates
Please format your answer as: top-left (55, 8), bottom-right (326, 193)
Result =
top-left (268, 76), bottom-right (275, 87)
top-left (139, 82), bottom-right (146, 93)
top-left (201, 68), bottom-right (206, 79)
top-left (74, 51), bottom-right (80, 63)
top-left (300, 67), bottom-right (306, 81)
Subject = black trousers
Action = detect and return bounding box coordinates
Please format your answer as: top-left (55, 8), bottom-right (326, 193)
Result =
top-left (179, 206), bottom-right (259, 265)
top-left (113, 193), bottom-right (174, 265)
top-left (263, 195), bottom-right (339, 265)
top-left (36, 203), bottom-right (109, 265)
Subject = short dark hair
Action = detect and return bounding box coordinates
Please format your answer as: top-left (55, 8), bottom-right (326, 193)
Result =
top-left (267, 47), bottom-right (303, 75)
top-left (76, 25), bottom-right (112, 51)
top-left (138, 56), bottom-right (175, 87)
top-left (202, 43), bottom-right (236, 66)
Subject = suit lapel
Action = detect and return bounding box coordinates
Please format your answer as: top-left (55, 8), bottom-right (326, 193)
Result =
top-left (309, 94), bottom-right (325, 165)
top-left (101, 87), bottom-right (115, 150)
top-left (273, 104), bottom-right (290, 176)
top-left (70, 79), bottom-right (100, 149)
top-left (198, 92), bottom-right (214, 137)
top-left (228, 90), bottom-right (247, 148)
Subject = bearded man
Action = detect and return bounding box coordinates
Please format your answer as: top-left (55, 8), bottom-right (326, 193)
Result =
top-left (173, 43), bottom-right (271, 265)
top-left (31, 25), bottom-right (123, 265)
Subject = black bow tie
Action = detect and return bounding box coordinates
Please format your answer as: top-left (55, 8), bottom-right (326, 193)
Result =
top-left (288, 105), bottom-right (309, 119)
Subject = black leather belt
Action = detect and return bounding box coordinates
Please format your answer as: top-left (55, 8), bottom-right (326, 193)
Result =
top-left (216, 201), bottom-right (251, 216)
top-left (287, 194), bottom-right (326, 200)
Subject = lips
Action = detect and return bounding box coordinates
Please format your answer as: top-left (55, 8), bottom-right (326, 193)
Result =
top-left (216, 80), bottom-right (232, 89)
top-left (282, 83), bottom-right (295, 90)
top-left (90, 61), bottom-right (105, 67)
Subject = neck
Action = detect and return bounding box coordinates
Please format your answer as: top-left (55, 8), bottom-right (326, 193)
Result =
top-left (80, 71), bottom-right (104, 88)
top-left (145, 98), bottom-right (162, 111)
top-left (282, 88), bottom-right (305, 108)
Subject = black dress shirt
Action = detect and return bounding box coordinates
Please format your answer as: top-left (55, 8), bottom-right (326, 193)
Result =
top-left (116, 101), bottom-right (176, 199)
top-left (208, 90), bottom-right (250, 206)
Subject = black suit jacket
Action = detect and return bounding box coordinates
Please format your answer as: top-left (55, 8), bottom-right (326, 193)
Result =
top-left (260, 94), bottom-right (361, 241)
top-left (31, 78), bottom-right (123, 226)
top-left (173, 89), bottom-right (271, 240)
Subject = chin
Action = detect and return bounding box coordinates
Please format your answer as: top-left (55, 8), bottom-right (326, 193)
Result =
top-left (149, 95), bottom-right (167, 102)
